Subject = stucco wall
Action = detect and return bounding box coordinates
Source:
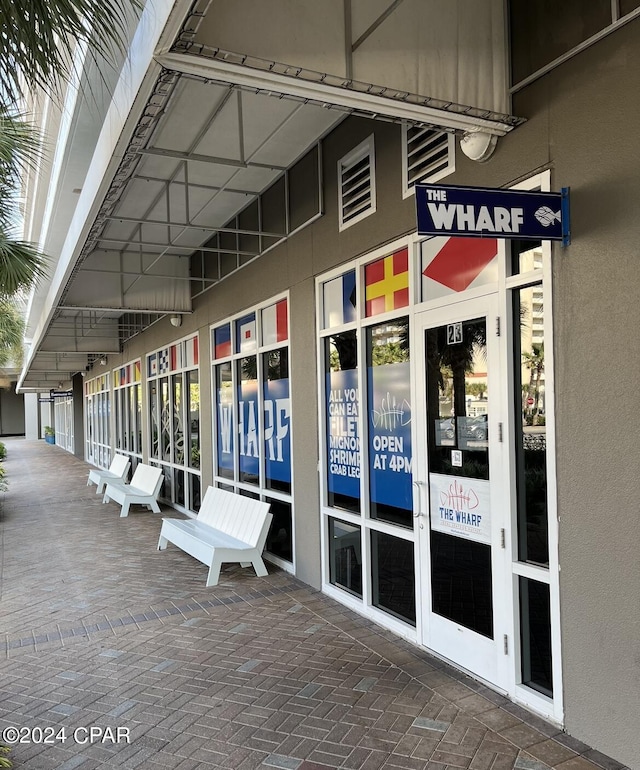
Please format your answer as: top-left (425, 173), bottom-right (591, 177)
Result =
top-left (510, 24), bottom-right (640, 767)
top-left (107, 26), bottom-right (640, 761)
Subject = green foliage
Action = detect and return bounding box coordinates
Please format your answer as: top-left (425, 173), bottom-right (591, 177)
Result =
top-left (371, 341), bottom-right (409, 365)
top-left (0, 464), bottom-right (7, 492)
top-left (0, 0), bottom-right (141, 102)
top-left (0, 441), bottom-right (6, 460)
top-left (0, 742), bottom-right (12, 767)
top-left (44, 425), bottom-right (55, 436)
top-left (0, 297), bottom-right (25, 366)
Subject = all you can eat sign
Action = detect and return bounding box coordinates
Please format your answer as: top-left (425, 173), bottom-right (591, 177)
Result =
top-left (415, 183), bottom-right (570, 245)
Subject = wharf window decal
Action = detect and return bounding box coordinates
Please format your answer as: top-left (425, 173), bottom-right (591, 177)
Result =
top-left (367, 318), bottom-right (413, 528)
top-left (263, 349), bottom-right (291, 494)
top-left (213, 323), bottom-right (231, 359)
top-left (236, 312), bottom-right (257, 354)
top-left (85, 374), bottom-right (108, 395)
top-left (113, 361), bottom-right (141, 388)
top-left (322, 270), bottom-right (357, 329)
top-left (147, 337), bottom-right (199, 378)
top-left (215, 363), bottom-right (233, 479)
top-left (261, 299), bottom-right (288, 345)
top-left (365, 248), bottom-right (409, 317)
top-left (421, 236), bottom-right (498, 301)
top-left (211, 297), bottom-right (293, 564)
top-left (325, 330), bottom-right (360, 513)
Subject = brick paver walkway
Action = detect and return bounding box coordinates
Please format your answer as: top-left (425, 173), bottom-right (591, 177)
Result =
top-left (0, 440), bottom-right (629, 770)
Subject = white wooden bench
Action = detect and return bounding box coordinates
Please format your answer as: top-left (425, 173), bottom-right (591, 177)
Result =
top-left (103, 463), bottom-right (163, 518)
top-left (157, 486), bottom-right (272, 586)
top-left (87, 454), bottom-right (130, 495)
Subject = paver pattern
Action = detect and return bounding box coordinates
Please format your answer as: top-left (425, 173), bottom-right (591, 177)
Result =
top-left (0, 440), bottom-right (629, 770)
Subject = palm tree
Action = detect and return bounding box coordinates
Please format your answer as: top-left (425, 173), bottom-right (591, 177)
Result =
top-left (0, 0), bottom-right (137, 102)
top-left (0, 296), bottom-right (25, 367)
top-left (0, 108), bottom-right (48, 296)
top-left (0, 0), bottom-right (141, 377)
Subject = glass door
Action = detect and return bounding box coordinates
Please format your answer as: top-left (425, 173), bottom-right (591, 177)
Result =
top-left (414, 296), bottom-right (510, 690)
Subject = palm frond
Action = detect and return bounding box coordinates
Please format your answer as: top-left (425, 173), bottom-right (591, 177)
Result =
top-left (0, 0), bottom-right (141, 102)
top-left (0, 231), bottom-right (48, 295)
top-left (0, 296), bottom-right (24, 366)
top-left (0, 109), bottom-right (40, 178)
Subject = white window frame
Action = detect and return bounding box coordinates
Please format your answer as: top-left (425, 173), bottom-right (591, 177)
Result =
top-left (210, 293), bottom-right (295, 574)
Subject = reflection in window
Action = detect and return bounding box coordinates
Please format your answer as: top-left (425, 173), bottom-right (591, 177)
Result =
top-left (160, 378), bottom-right (171, 461)
top-left (149, 380), bottom-right (159, 459)
top-left (329, 518), bottom-right (362, 597)
top-left (371, 531), bottom-right (415, 625)
top-left (172, 375), bottom-right (184, 465)
top-left (189, 473), bottom-right (201, 513)
top-left (513, 284), bottom-right (548, 566)
top-left (367, 318), bottom-right (412, 527)
top-left (510, 239), bottom-right (542, 277)
top-left (325, 330), bottom-right (360, 513)
top-left (265, 497), bottom-right (293, 562)
top-left (188, 370), bottom-right (200, 469)
top-left (520, 577), bottom-right (553, 696)
top-left (426, 319), bottom-right (489, 480)
top-left (237, 357), bottom-right (259, 484)
top-left (431, 531), bottom-right (493, 638)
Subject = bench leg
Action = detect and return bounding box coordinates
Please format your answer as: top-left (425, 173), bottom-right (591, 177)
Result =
top-left (148, 500), bottom-right (161, 513)
top-left (120, 502), bottom-right (131, 518)
top-left (251, 556), bottom-right (269, 578)
top-left (96, 483), bottom-right (105, 495)
top-left (102, 492), bottom-right (111, 504)
top-left (206, 553), bottom-right (223, 587)
top-left (157, 535), bottom-right (168, 551)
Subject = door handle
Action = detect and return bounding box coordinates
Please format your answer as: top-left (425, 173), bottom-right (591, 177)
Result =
top-left (412, 480), bottom-right (425, 517)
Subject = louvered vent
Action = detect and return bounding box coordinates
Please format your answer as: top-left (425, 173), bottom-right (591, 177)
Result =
top-left (338, 137), bottom-right (375, 230)
top-left (405, 126), bottom-right (453, 191)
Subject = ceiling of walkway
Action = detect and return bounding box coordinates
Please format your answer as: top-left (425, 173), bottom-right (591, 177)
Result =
top-left (18, 1), bottom-right (522, 392)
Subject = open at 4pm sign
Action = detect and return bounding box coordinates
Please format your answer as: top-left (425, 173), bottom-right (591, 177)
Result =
top-left (415, 183), bottom-right (570, 245)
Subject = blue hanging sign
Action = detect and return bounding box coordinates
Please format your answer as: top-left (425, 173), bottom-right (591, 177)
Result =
top-left (415, 183), bottom-right (570, 245)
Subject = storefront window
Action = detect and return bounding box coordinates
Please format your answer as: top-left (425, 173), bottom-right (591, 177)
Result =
top-left (146, 336), bottom-right (201, 513)
top-left (325, 330), bottom-right (360, 513)
top-left (421, 236), bottom-right (498, 302)
top-left (263, 349), bottom-right (291, 494)
top-left (513, 283), bottom-right (549, 566)
top-left (237, 356), bottom-right (259, 485)
top-left (371, 531), bottom-right (415, 625)
top-left (329, 518), bottom-right (362, 597)
top-left (215, 362), bottom-right (234, 479)
top-left (211, 296), bottom-right (293, 565)
top-left (519, 577), bottom-right (553, 696)
top-left (366, 318), bottom-right (412, 527)
top-left (113, 360), bottom-right (142, 473)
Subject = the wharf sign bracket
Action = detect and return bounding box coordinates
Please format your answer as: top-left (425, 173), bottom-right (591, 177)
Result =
top-left (415, 183), bottom-right (570, 246)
